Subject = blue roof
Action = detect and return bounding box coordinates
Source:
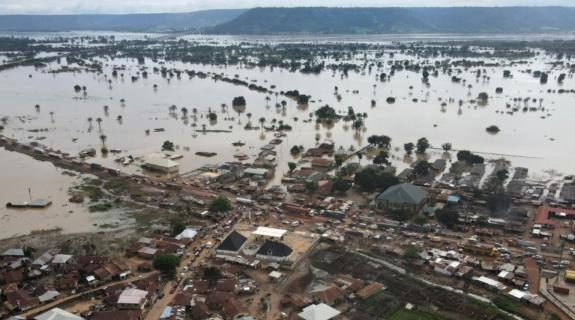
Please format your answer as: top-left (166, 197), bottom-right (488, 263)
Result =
top-left (160, 306), bottom-right (173, 319)
top-left (447, 195), bottom-right (461, 203)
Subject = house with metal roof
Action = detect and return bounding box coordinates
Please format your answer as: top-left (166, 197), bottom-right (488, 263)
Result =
top-left (175, 228), bottom-right (198, 241)
top-left (34, 308), bottom-right (84, 320)
top-left (217, 231), bottom-right (247, 255)
top-left (117, 288), bottom-right (148, 311)
top-left (256, 240), bottom-right (293, 262)
top-left (298, 303), bottom-right (341, 320)
top-left (143, 154), bottom-right (179, 173)
top-left (375, 183), bottom-right (429, 213)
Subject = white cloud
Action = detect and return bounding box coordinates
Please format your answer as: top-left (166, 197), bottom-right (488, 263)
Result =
top-left (0, 0), bottom-right (572, 14)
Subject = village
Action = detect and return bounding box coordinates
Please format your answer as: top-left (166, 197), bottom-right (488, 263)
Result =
top-left (2, 27), bottom-right (575, 320)
top-left (1, 118), bottom-right (575, 320)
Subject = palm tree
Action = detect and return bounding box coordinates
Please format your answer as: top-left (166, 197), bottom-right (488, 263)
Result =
top-left (169, 105), bottom-right (177, 114)
top-left (103, 105), bottom-right (109, 115)
top-left (87, 117), bottom-right (93, 129)
top-left (99, 134), bottom-right (107, 149)
top-left (34, 104), bottom-right (40, 112)
top-left (181, 107), bottom-right (188, 118)
top-left (201, 124), bottom-right (207, 132)
top-left (191, 123), bottom-right (197, 132)
top-left (259, 117), bottom-right (266, 131)
top-left (117, 115), bottom-right (123, 124)
top-left (96, 117), bottom-right (103, 130)
top-left (49, 112), bottom-right (54, 122)
top-left (352, 119), bottom-right (363, 132)
top-left (246, 113), bottom-right (252, 122)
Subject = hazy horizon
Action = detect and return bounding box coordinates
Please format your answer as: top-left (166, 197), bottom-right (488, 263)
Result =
top-left (0, 0), bottom-right (574, 15)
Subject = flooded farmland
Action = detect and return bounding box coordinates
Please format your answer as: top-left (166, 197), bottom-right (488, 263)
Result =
top-left (1, 33), bottom-right (575, 236)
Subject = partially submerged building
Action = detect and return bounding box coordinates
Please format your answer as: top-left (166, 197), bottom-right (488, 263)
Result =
top-left (375, 183), bottom-right (429, 213)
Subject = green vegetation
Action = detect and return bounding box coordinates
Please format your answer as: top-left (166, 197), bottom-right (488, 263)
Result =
top-left (436, 207), bottom-right (459, 229)
top-left (404, 143), bottom-right (415, 155)
top-left (88, 202), bottom-right (113, 212)
top-left (492, 297), bottom-right (520, 314)
top-left (402, 244), bottom-right (421, 263)
top-left (305, 181), bottom-right (319, 193)
top-left (332, 177), bottom-right (351, 194)
top-left (153, 254), bottom-right (180, 277)
top-left (478, 92), bottom-right (489, 102)
top-left (354, 166), bottom-right (399, 192)
top-left (368, 135), bottom-right (392, 148)
top-left (373, 151), bottom-right (390, 166)
top-left (208, 196), bottom-right (232, 212)
top-left (486, 169), bottom-right (512, 215)
top-left (162, 140), bottom-right (175, 151)
top-left (314, 105), bottom-right (340, 120)
top-left (457, 150), bottom-right (485, 165)
top-left (486, 125), bottom-right (501, 134)
top-left (416, 137), bottom-right (430, 154)
top-left (232, 96), bottom-right (246, 106)
top-left (171, 219), bottom-right (186, 236)
top-left (334, 153), bottom-right (347, 168)
top-left (290, 145), bottom-right (303, 156)
top-left (103, 179), bottom-right (127, 192)
top-left (413, 160), bottom-right (432, 177)
top-left (203, 266), bottom-right (222, 285)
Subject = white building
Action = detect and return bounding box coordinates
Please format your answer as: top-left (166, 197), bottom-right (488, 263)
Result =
top-left (143, 154), bottom-right (179, 173)
top-left (117, 288), bottom-right (148, 311)
top-left (298, 303), bottom-right (341, 320)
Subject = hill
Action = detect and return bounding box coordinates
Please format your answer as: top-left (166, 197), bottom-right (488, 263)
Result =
top-left (209, 7), bottom-right (575, 34)
top-left (0, 9), bottom-right (246, 32)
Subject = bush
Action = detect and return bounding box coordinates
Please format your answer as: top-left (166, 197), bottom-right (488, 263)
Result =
top-left (314, 105), bottom-right (339, 120)
top-left (436, 208), bottom-right (459, 229)
top-left (232, 96), bottom-right (246, 106)
top-left (457, 150), bottom-right (484, 165)
top-left (153, 254), bottom-right (180, 277)
top-left (208, 196), bottom-right (232, 212)
top-left (354, 167), bottom-right (399, 192)
top-left (486, 125), bottom-right (500, 134)
top-left (203, 266), bottom-right (222, 285)
top-left (162, 140), bottom-right (175, 151)
top-left (88, 202), bottom-right (112, 212)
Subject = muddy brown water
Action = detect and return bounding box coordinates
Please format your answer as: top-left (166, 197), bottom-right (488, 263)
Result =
top-left (1, 34), bottom-right (575, 236)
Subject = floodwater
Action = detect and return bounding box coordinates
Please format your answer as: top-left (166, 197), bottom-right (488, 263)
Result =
top-left (0, 147), bottom-right (122, 239)
top-left (0, 34), bottom-right (573, 226)
top-left (1, 52), bottom-right (573, 177)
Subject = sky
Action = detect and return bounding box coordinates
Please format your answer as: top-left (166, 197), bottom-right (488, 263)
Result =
top-left (0, 0), bottom-right (573, 14)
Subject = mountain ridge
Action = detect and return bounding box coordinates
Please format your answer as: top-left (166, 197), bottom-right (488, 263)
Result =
top-left (209, 7), bottom-right (575, 34)
top-left (0, 9), bottom-right (246, 32)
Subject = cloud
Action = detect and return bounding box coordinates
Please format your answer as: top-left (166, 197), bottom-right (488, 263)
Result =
top-left (0, 0), bottom-right (572, 14)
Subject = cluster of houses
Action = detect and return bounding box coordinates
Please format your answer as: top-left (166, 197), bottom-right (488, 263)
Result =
top-left (289, 273), bottom-right (386, 320)
top-left (126, 228), bottom-right (199, 260)
top-left (158, 265), bottom-right (258, 320)
top-left (0, 247), bottom-right (131, 318)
